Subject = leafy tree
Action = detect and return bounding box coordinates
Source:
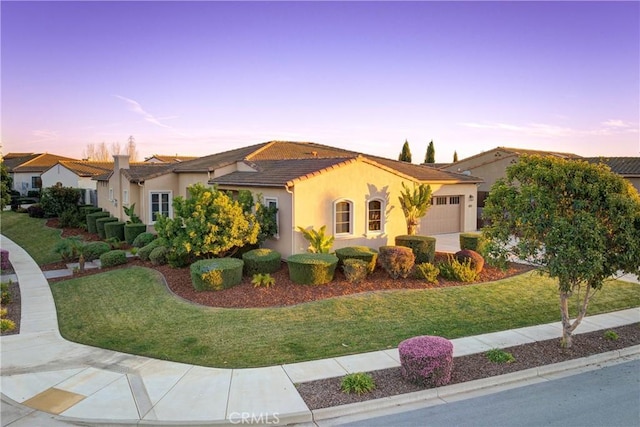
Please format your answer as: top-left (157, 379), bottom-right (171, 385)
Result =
top-left (398, 140), bottom-right (412, 163)
top-left (398, 182), bottom-right (433, 235)
top-left (0, 163), bottom-right (11, 210)
top-left (40, 183), bottom-right (82, 217)
top-left (154, 183), bottom-right (259, 261)
top-left (453, 151), bottom-right (458, 162)
top-left (482, 155), bottom-right (640, 348)
top-left (425, 140), bottom-right (435, 164)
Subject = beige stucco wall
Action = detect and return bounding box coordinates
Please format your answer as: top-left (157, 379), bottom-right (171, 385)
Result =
top-left (11, 172), bottom-right (39, 195)
top-left (177, 172), bottom-right (210, 198)
top-left (444, 151), bottom-right (517, 193)
top-left (626, 177), bottom-right (640, 193)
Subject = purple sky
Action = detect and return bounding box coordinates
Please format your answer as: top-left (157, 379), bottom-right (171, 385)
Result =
top-left (2, 1), bottom-right (639, 162)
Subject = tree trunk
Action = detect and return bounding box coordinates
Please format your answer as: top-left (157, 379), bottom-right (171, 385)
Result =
top-left (559, 290), bottom-right (573, 348)
top-left (407, 219), bottom-right (418, 236)
top-left (78, 254), bottom-right (85, 273)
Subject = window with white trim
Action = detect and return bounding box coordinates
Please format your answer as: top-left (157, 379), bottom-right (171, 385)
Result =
top-left (334, 200), bottom-right (353, 235)
top-left (109, 188), bottom-right (114, 201)
top-left (150, 191), bottom-right (172, 222)
top-left (367, 199), bottom-right (384, 233)
top-left (264, 197), bottom-right (279, 238)
top-left (123, 190), bottom-right (129, 205)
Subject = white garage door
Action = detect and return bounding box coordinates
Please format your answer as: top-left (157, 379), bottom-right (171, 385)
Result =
top-left (421, 195), bottom-right (462, 234)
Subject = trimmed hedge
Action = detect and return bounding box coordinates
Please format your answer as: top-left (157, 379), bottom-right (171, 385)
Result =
top-left (342, 258), bottom-right (369, 283)
top-left (125, 223), bottom-right (147, 244)
top-left (395, 235), bottom-right (436, 264)
top-left (149, 246), bottom-right (169, 266)
top-left (84, 241), bottom-right (111, 261)
top-left (96, 217), bottom-right (119, 239)
top-left (190, 258), bottom-right (244, 291)
top-left (104, 221), bottom-right (126, 241)
top-left (138, 239), bottom-right (163, 261)
top-left (455, 249), bottom-right (485, 273)
top-left (287, 253), bottom-right (339, 285)
top-left (99, 250), bottom-right (127, 268)
top-left (459, 233), bottom-right (486, 253)
top-left (335, 246), bottom-right (378, 273)
top-left (87, 211), bottom-right (110, 234)
top-left (132, 232), bottom-right (157, 248)
top-left (242, 248), bottom-right (281, 275)
top-left (399, 335), bottom-right (453, 387)
top-left (378, 246), bottom-right (415, 279)
top-left (79, 206), bottom-right (101, 223)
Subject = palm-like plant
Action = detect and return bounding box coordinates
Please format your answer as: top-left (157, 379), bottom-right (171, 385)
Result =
top-left (297, 225), bottom-right (335, 253)
top-left (398, 182), bottom-right (433, 235)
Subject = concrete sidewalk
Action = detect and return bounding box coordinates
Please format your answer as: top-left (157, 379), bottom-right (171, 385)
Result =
top-left (1, 234), bottom-right (638, 426)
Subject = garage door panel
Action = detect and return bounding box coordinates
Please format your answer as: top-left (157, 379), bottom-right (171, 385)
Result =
top-left (421, 195), bottom-right (461, 234)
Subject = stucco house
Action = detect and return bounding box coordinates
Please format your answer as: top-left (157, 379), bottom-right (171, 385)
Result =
top-left (2, 152), bottom-right (78, 195)
top-left (96, 141), bottom-right (482, 257)
top-left (41, 161), bottom-right (113, 205)
top-left (583, 157), bottom-right (640, 193)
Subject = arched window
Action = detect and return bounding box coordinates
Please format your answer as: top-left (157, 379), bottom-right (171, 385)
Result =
top-left (334, 200), bottom-right (353, 235)
top-left (367, 199), bottom-right (384, 233)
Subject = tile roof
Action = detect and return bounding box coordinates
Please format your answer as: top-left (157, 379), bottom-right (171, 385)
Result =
top-left (52, 161), bottom-right (113, 177)
top-left (583, 157), bottom-right (640, 176)
top-left (8, 153), bottom-right (79, 173)
top-left (144, 155), bottom-right (199, 163)
top-left (2, 154), bottom-right (40, 171)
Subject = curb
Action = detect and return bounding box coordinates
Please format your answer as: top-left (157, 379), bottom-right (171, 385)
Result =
top-left (310, 345), bottom-right (640, 424)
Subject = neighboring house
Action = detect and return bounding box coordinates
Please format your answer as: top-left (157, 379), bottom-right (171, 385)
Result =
top-left (41, 161), bottom-right (113, 205)
top-left (2, 153), bottom-right (79, 195)
top-left (96, 141), bottom-right (481, 257)
top-left (583, 157), bottom-right (640, 193)
top-left (143, 154), bottom-right (198, 163)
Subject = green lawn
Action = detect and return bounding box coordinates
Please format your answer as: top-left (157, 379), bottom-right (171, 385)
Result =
top-left (0, 211), bottom-right (63, 265)
top-left (50, 266), bottom-right (640, 368)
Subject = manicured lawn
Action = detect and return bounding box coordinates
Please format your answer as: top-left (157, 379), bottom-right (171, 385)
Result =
top-left (0, 211), bottom-right (63, 265)
top-left (50, 266), bottom-right (640, 368)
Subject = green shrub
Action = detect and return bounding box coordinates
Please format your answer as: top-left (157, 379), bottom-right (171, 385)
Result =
top-left (604, 330), bottom-right (619, 341)
top-left (455, 249), bottom-right (485, 273)
top-left (87, 212), bottom-right (110, 234)
top-left (1, 318), bottom-right (16, 333)
top-left (99, 250), bottom-right (127, 268)
top-left (79, 206), bottom-right (101, 217)
top-left (132, 232), bottom-right (157, 248)
top-left (438, 255), bottom-right (479, 282)
top-left (242, 248), bottom-right (282, 275)
top-left (297, 225), bottom-right (335, 253)
top-left (190, 258), bottom-right (244, 291)
top-left (96, 217), bottom-right (118, 239)
top-left (287, 253), bottom-right (339, 285)
top-left (342, 258), bottom-right (369, 283)
top-left (395, 235), bottom-right (436, 264)
top-left (378, 246), bottom-right (415, 279)
top-left (52, 238), bottom-right (77, 262)
top-left (104, 221), bottom-right (126, 241)
top-left (125, 223), bottom-right (148, 244)
top-left (26, 204), bottom-right (46, 218)
top-left (341, 372), bottom-right (376, 395)
top-left (415, 262), bottom-right (440, 284)
top-left (485, 348), bottom-right (515, 364)
top-left (1, 282), bottom-right (12, 305)
top-left (84, 241), bottom-right (111, 261)
top-left (167, 251), bottom-right (192, 268)
top-left (251, 273), bottom-right (276, 288)
top-left (138, 239), bottom-right (163, 261)
top-left (59, 207), bottom-right (84, 228)
top-left (459, 232), bottom-right (486, 253)
top-left (149, 246), bottom-right (169, 266)
top-left (335, 246), bottom-right (378, 273)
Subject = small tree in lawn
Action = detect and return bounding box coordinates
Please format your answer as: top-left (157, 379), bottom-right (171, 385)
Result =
top-left (398, 140), bottom-right (412, 163)
top-left (154, 183), bottom-right (259, 262)
top-left (398, 182), bottom-right (433, 235)
top-left (482, 155), bottom-right (640, 348)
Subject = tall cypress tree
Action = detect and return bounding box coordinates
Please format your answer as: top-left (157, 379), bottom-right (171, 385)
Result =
top-left (425, 140), bottom-right (435, 164)
top-left (453, 150), bottom-right (458, 162)
top-left (398, 140), bottom-right (412, 163)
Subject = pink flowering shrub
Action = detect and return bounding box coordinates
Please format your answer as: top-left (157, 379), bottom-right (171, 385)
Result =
top-left (398, 335), bottom-right (453, 387)
top-left (0, 250), bottom-right (9, 272)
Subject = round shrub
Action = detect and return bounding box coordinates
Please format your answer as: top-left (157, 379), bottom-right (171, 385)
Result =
top-left (149, 246), bottom-right (169, 266)
top-left (26, 204), bottom-right (46, 218)
top-left (125, 223), bottom-right (148, 244)
top-left (87, 211), bottom-right (110, 234)
top-left (132, 232), bottom-right (157, 248)
top-left (459, 232), bottom-right (486, 253)
top-left (84, 241), bottom-right (111, 261)
top-left (342, 258), bottom-right (369, 283)
top-left (395, 235), bottom-right (436, 264)
top-left (335, 246), bottom-right (378, 273)
top-left (287, 253), bottom-right (339, 285)
top-left (398, 335), bottom-right (454, 387)
top-left (454, 249), bottom-right (485, 273)
top-left (190, 258), bottom-right (244, 291)
top-left (0, 249), bottom-right (10, 271)
top-left (378, 246), bottom-right (415, 279)
top-left (104, 221), bottom-right (126, 241)
top-left (138, 239), bottom-right (163, 261)
top-left (414, 262), bottom-right (440, 284)
top-left (96, 217), bottom-right (118, 239)
top-left (99, 250), bottom-right (127, 268)
top-left (242, 248), bottom-right (282, 275)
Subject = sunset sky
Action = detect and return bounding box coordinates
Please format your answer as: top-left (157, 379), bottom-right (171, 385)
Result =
top-left (2, 1), bottom-right (638, 163)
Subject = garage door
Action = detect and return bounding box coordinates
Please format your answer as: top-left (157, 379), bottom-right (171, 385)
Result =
top-left (421, 195), bottom-right (462, 234)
